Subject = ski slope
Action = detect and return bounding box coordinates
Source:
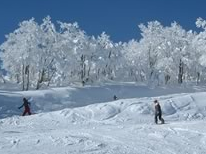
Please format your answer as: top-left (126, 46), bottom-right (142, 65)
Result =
top-left (1, 83), bottom-right (206, 154)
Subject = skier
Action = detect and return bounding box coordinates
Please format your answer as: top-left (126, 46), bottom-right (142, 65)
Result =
top-left (18, 97), bottom-right (31, 116)
top-left (154, 100), bottom-right (164, 124)
top-left (113, 95), bottom-right (117, 100)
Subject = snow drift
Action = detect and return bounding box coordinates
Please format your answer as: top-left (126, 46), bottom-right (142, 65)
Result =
top-left (1, 84), bottom-right (206, 154)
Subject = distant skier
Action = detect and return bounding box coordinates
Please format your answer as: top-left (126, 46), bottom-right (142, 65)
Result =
top-left (154, 100), bottom-right (164, 124)
top-left (18, 97), bottom-right (31, 116)
top-left (113, 95), bottom-right (117, 100)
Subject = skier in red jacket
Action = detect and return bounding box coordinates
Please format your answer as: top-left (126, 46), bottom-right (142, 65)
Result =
top-left (18, 98), bottom-right (31, 116)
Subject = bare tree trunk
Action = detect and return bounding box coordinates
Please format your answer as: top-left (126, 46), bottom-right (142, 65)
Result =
top-left (16, 74), bottom-right (20, 84)
top-left (25, 65), bottom-right (30, 91)
top-left (197, 72), bottom-right (200, 85)
top-left (107, 50), bottom-right (113, 79)
top-left (178, 59), bottom-right (184, 84)
top-left (165, 74), bottom-right (170, 85)
top-left (80, 54), bottom-right (86, 86)
top-left (47, 69), bottom-right (56, 87)
top-left (22, 64), bottom-right (25, 91)
top-left (87, 67), bottom-right (90, 77)
top-left (148, 49), bottom-right (154, 80)
top-left (36, 69), bottom-right (45, 90)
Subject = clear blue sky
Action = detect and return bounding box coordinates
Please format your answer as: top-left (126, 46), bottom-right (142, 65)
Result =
top-left (0, 0), bottom-right (205, 43)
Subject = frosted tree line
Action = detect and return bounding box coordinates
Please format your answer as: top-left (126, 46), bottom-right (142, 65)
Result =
top-left (1, 16), bottom-right (206, 90)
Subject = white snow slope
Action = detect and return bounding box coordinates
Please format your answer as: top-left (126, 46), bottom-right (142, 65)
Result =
top-left (1, 83), bottom-right (206, 154)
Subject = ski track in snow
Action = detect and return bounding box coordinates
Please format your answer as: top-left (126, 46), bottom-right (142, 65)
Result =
top-left (1, 113), bottom-right (206, 154)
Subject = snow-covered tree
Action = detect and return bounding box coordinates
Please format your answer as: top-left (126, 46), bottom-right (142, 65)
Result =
top-left (156, 22), bottom-right (193, 84)
top-left (138, 21), bottom-right (165, 84)
top-left (2, 16), bottom-right (206, 89)
top-left (0, 18), bottom-right (40, 90)
top-left (192, 17), bottom-right (206, 83)
top-left (121, 40), bottom-right (146, 82)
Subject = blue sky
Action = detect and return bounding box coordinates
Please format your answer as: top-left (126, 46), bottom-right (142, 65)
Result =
top-left (0, 0), bottom-right (205, 43)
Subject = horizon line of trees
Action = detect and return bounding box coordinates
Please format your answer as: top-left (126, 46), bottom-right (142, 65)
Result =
top-left (1, 16), bottom-right (206, 90)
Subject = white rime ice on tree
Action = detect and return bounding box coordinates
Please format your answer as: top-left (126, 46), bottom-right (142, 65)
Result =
top-left (1, 17), bottom-right (206, 89)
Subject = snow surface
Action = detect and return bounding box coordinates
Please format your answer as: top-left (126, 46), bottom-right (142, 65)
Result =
top-left (1, 83), bottom-right (206, 154)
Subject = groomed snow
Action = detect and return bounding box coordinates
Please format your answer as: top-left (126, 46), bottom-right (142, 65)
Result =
top-left (1, 83), bottom-right (206, 154)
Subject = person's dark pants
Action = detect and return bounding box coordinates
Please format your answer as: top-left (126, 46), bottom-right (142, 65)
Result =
top-left (155, 113), bottom-right (164, 124)
top-left (22, 107), bottom-right (31, 116)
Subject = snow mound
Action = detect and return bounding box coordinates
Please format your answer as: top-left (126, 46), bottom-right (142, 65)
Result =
top-left (32, 92), bottom-right (206, 124)
top-left (0, 84), bottom-right (206, 123)
top-left (1, 85), bottom-right (206, 154)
